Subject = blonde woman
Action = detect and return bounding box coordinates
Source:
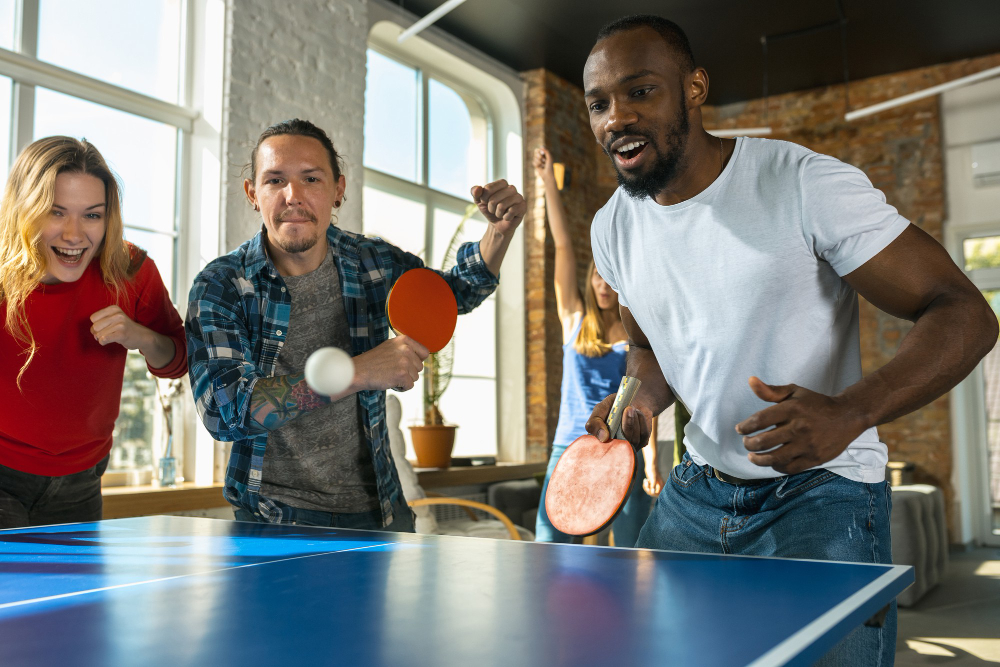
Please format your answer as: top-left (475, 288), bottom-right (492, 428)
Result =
top-left (533, 147), bottom-right (661, 546)
top-left (0, 137), bottom-right (186, 528)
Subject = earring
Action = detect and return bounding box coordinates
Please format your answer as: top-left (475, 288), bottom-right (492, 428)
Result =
top-left (334, 200), bottom-right (342, 208)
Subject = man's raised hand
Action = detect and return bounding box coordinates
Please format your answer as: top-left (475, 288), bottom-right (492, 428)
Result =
top-left (471, 179), bottom-right (526, 237)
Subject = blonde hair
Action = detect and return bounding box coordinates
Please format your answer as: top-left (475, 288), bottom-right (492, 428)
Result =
top-left (0, 136), bottom-right (131, 384)
top-left (574, 259), bottom-right (616, 357)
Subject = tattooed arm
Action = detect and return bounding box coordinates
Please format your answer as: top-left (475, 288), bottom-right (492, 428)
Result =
top-left (249, 335), bottom-right (430, 430)
top-left (249, 373), bottom-right (333, 430)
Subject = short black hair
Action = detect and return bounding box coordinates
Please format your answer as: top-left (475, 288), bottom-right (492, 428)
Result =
top-left (595, 15), bottom-right (696, 73)
top-left (249, 118), bottom-right (344, 182)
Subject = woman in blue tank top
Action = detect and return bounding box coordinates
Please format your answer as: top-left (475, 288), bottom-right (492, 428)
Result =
top-left (533, 148), bottom-right (660, 546)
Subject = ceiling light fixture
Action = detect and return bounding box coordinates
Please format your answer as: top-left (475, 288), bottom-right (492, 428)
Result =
top-left (397, 0), bottom-right (469, 43)
top-left (845, 64), bottom-right (1000, 121)
top-left (707, 127), bottom-right (773, 137)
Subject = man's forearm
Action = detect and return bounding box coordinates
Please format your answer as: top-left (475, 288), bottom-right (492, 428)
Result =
top-left (839, 291), bottom-right (997, 430)
top-left (479, 225), bottom-right (515, 277)
top-left (250, 373), bottom-right (334, 430)
top-left (628, 344), bottom-right (676, 417)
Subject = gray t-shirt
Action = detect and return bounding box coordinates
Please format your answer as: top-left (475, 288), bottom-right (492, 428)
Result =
top-left (259, 250), bottom-right (379, 513)
top-left (591, 137), bottom-right (909, 483)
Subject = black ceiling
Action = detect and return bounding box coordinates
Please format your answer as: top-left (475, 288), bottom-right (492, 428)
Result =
top-left (396, 0), bottom-right (1000, 105)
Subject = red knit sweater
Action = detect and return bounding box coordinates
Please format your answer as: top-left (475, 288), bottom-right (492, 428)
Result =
top-left (0, 253), bottom-right (186, 475)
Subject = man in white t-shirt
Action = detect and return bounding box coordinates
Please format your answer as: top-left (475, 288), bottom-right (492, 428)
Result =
top-left (582, 14), bottom-right (997, 666)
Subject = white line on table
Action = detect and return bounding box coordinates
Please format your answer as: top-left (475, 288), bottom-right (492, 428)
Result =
top-left (0, 541), bottom-right (396, 611)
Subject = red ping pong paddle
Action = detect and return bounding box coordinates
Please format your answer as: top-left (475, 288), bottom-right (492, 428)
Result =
top-left (387, 268), bottom-right (458, 353)
top-left (544, 376), bottom-right (642, 537)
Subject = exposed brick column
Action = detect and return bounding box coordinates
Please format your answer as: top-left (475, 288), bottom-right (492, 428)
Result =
top-left (522, 69), bottom-right (618, 464)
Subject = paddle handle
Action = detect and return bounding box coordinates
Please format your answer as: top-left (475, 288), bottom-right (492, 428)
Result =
top-left (606, 376), bottom-right (642, 440)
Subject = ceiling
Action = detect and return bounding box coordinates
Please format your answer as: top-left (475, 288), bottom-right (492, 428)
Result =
top-left (394, 0), bottom-right (1000, 105)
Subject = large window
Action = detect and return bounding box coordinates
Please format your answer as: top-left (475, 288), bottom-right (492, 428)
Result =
top-left (961, 235), bottom-right (1000, 540)
top-left (0, 74), bottom-right (10, 183)
top-left (2, 0), bottom-right (223, 485)
top-left (364, 47), bottom-right (499, 458)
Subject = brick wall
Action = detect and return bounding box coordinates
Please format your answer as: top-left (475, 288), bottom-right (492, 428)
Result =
top-left (524, 54), bottom-right (1000, 535)
top-left (223, 0), bottom-right (368, 250)
top-left (523, 70), bottom-right (618, 463)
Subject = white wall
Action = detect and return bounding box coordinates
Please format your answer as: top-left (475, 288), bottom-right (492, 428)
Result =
top-left (222, 0), bottom-right (368, 249)
top-left (943, 76), bottom-right (1000, 230)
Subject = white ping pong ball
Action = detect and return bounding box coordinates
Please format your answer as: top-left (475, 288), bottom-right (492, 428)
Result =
top-left (304, 347), bottom-right (354, 396)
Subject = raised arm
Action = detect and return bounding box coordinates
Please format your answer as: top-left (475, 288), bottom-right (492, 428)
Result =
top-left (737, 224), bottom-right (998, 473)
top-left (533, 148), bottom-right (583, 330)
top-left (586, 305), bottom-right (676, 449)
top-left (470, 177), bottom-right (526, 279)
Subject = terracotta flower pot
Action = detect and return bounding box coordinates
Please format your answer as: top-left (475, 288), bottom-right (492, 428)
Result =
top-left (409, 424), bottom-right (457, 468)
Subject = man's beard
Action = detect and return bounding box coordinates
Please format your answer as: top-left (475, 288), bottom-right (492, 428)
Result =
top-left (273, 233), bottom-right (319, 254)
top-left (271, 208), bottom-right (320, 253)
top-left (607, 97), bottom-right (690, 200)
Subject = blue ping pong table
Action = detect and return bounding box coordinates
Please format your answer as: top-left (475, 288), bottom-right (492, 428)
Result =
top-left (0, 515), bottom-right (912, 666)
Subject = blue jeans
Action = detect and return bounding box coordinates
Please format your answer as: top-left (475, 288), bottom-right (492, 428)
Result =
top-left (234, 497), bottom-right (415, 532)
top-left (639, 453), bottom-right (895, 666)
top-left (535, 443), bottom-right (652, 547)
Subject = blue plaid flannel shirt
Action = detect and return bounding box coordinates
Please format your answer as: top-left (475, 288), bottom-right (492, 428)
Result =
top-left (185, 224), bottom-right (498, 525)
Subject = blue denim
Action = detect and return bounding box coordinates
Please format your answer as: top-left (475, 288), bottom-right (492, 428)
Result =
top-left (535, 443), bottom-right (652, 547)
top-left (234, 496), bottom-right (415, 533)
top-left (638, 453), bottom-right (895, 666)
top-left (0, 456), bottom-right (109, 529)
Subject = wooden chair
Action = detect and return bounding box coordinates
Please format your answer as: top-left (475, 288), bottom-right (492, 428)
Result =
top-left (408, 496), bottom-right (522, 541)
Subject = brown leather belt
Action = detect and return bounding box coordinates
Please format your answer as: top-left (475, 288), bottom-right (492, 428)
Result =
top-left (712, 467), bottom-right (776, 486)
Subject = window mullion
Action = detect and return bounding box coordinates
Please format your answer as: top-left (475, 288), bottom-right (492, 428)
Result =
top-left (14, 0), bottom-right (38, 55)
top-left (419, 68), bottom-right (429, 187)
top-left (9, 0), bottom-right (38, 159)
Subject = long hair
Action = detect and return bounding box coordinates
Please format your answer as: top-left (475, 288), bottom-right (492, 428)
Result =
top-left (574, 259), bottom-right (615, 358)
top-left (0, 136), bottom-right (130, 384)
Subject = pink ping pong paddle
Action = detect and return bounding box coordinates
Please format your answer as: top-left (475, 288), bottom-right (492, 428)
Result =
top-left (544, 376), bottom-right (642, 537)
top-left (386, 268), bottom-right (458, 353)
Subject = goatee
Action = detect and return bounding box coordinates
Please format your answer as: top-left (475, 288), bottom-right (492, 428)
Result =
top-left (609, 97), bottom-right (691, 200)
top-left (274, 235), bottom-right (319, 254)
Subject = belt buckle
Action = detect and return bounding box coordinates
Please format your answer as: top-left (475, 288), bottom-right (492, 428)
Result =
top-left (714, 468), bottom-right (749, 486)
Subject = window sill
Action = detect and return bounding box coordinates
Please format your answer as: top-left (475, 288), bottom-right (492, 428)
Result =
top-left (99, 464), bottom-right (546, 518)
top-left (102, 482), bottom-right (227, 519)
top-left (414, 462), bottom-right (545, 489)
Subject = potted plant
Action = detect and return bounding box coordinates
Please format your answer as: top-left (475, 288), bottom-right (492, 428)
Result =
top-left (409, 203), bottom-right (477, 468)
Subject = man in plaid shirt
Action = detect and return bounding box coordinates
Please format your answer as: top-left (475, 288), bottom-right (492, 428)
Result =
top-left (186, 119), bottom-right (525, 530)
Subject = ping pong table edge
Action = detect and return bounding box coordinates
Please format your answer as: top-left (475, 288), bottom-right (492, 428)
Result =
top-left (747, 563), bottom-right (914, 667)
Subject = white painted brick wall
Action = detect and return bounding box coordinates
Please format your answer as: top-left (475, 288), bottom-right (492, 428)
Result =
top-left (222, 0), bottom-right (368, 250)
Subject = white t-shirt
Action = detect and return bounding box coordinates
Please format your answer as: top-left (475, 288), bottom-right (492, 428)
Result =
top-left (591, 137), bottom-right (910, 483)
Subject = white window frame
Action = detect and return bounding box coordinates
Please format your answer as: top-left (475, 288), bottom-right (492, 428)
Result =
top-left (947, 221), bottom-right (1000, 547)
top-left (1, 0), bottom-right (226, 485)
top-left (365, 7), bottom-right (526, 462)
top-left (942, 74), bottom-right (1000, 546)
